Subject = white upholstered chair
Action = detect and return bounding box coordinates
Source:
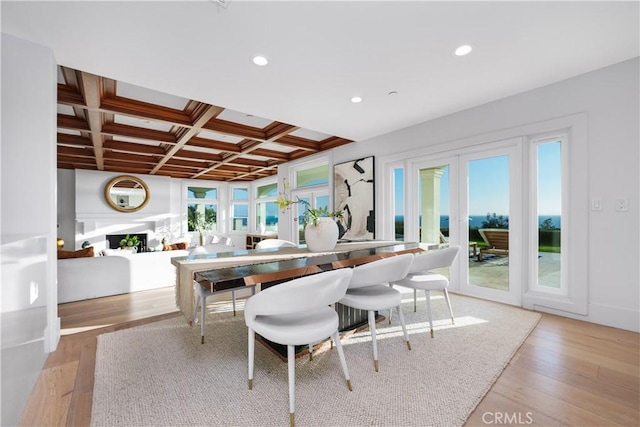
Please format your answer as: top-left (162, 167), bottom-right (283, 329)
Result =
top-left (338, 253), bottom-right (414, 372)
top-left (190, 246), bottom-right (255, 344)
top-left (244, 268), bottom-right (353, 427)
top-left (254, 239), bottom-right (297, 249)
top-left (391, 245), bottom-right (460, 338)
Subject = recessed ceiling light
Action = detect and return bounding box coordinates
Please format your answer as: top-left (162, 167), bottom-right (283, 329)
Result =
top-left (252, 55), bottom-right (268, 66)
top-left (454, 45), bottom-right (472, 56)
top-left (350, 96), bottom-right (363, 103)
top-left (388, 91), bottom-right (398, 96)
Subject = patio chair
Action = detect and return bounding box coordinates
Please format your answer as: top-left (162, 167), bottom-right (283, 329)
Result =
top-left (478, 228), bottom-right (509, 261)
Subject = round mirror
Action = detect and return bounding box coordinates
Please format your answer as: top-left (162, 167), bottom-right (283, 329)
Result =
top-left (104, 175), bottom-right (150, 213)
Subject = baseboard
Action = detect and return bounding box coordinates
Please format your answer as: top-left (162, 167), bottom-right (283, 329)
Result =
top-left (588, 303), bottom-right (640, 333)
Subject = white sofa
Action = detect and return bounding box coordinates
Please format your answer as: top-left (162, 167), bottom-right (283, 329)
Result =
top-left (58, 250), bottom-right (189, 303)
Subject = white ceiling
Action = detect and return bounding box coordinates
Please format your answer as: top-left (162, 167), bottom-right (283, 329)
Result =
top-left (2, 1), bottom-right (639, 141)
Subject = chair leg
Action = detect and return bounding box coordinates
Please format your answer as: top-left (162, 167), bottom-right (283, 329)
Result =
top-left (287, 345), bottom-right (296, 427)
top-left (193, 294), bottom-right (201, 324)
top-left (232, 289), bottom-right (237, 316)
top-left (396, 305), bottom-right (411, 350)
top-left (248, 328), bottom-right (255, 390)
top-left (367, 310), bottom-right (379, 372)
top-left (308, 344), bottom-right (313, 361)
top-left (332, 330), bottom-right (352, 391)
top-left (413, 289), bottom-right (417, 312)
top-left (443, 289), bottom-right (455, 324)
top-left (425, 290), bottom-right (434, 338)
top-left (200, 293), bottom-right (207, 344)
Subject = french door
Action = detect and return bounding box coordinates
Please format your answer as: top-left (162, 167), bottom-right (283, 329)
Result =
top-left (290, 189), bottom-right (329, 245)
top-left (410, 140), bottom-right (521, 306)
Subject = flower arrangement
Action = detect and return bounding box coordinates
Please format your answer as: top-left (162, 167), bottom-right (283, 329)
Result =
top-left (276, 179), bottom-right (343, 227)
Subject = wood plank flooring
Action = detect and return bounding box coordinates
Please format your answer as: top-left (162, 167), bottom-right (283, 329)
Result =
top-left (19, 288), bottom-right (639, 426)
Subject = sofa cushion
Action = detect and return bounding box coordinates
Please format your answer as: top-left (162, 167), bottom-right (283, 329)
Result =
top-left (58, 246), bottom-right (94, 259)
top-left (163, 242), bottom-right (188, 251)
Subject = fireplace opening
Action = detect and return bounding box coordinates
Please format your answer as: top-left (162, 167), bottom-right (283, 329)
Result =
top-left (106, 233), bottom-right (148, 253)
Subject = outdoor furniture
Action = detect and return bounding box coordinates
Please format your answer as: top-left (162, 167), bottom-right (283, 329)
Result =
top-left (478, 228), bottom-right (509, 261)
top-left (440, 232), bottom-right (478, 257)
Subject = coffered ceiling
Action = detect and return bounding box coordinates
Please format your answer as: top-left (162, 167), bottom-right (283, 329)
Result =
top-left (56, 65), bottom-right (351, 181)
top-left (3, 1), bottom-right (639, 182)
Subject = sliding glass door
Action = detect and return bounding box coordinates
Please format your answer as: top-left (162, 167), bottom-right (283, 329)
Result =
top-left (459, 145), bottom-right (521, 305)
top-left (410, 141), bottom-right (521, 306)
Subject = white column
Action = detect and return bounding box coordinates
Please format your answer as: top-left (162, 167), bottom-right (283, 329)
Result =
top-left (419, 168), bottom-right (444, 245)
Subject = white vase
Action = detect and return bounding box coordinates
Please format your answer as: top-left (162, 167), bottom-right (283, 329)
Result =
top-left (304, 217), bottom-right (339, 252)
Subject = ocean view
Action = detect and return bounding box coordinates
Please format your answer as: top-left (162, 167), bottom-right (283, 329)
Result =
top-left (396, 215), bottom-right (562, 229)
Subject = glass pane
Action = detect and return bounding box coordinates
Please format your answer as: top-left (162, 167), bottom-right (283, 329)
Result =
top-left (394, 168), bottom-right (404, 240)
top-left (187, 203), bottom-right (217, 232)
top-left (256, 183), bottom-right (277, 198)
top-left (232, 203), bottom-right (248, 231)
top-left (468, 155), bottom-right (509, 291)
top-left (256, 201), bottom-right (278, 232)
top-left (537, 141), bottom-right (562, 288)
top-left (296, 164), bottom-right (329, 187)
top-left (233, 188), bottom-right (249, 200)
top-left (315, 195), bottom-right (329, 210)
top-left (188, 186), bottom-right (217, 199)
top-left (297, 197), bottom-right (311, 243)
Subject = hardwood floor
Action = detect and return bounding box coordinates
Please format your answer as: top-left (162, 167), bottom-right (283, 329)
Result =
top-left (19, 288), bottom-right (639, 427)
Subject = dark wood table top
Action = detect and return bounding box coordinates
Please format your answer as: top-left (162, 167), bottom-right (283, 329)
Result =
top-left (194, 241), bottom-right (422, 293)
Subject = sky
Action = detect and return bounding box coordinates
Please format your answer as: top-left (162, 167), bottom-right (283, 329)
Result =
top-left (394, 140), bottom-right (562, 216)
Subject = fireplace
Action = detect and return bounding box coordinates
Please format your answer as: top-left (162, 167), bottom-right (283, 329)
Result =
top-left (106, 233), bottom-right (148, 252)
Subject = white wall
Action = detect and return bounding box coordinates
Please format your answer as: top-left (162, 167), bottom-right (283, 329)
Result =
top-left (331, 58), bottom-right (639, 332)
top-left (1, 33), bottom-right (58, 426)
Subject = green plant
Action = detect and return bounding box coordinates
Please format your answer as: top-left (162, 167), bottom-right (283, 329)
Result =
top-left (481, 212), bottom-right (509, 229)
top-left (275, 179), bottom-right (343, 227)
top-left (188, 209), bottom-right (215, 234)
top-left (119, 234), bottom-right (139, 248)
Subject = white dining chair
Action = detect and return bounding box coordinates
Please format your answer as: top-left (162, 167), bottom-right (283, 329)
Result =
top-left (190, 246), bottom-right (255, 344)
top-left (391, 245), bottom-right (460, 338)
top-left (338, 253), bottom-right (414, 372)
top-left (245, 268), bottom-right (354, 427)
top-left (254, 239), bottom-right (297, 249)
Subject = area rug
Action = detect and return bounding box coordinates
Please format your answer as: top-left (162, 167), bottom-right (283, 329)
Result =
top-left (91, 292), bottom-right (540, 427)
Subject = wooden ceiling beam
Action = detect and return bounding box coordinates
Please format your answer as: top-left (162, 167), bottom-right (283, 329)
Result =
top-left (164, 158), bottom-right (211, 168)
top-left (57, 133), bottom-right (92, 147)
top-left (77, 71), bottom-right (105, 169)
top-left (100, 96), bottom-right (193, 127)
top-left (58, 146), bottom-right (95, 157)
top-left (103, 151), bottom-right (161, 164)
top-left (174, 148), bottom-right (222, 163)
top-left (320, 136), bottom-right (352, 150)
top-left (264, 122), bottom-right (298, 140)
top-left (58, 115), bottom-right (90, 131)
top-left (274, 134), bottom-right (321, 151)
top-left (251, 147), bottom-right (291, 161)
top-left (149, 104), bottom-right (223, 175)
top-left (187, 137), bottom-right (241, 153)
top-left (103, 140), bottom-right (166, 155)
top-left (203, 118), bottom-right (266, 141)
top-left (102, 122), bottom-right (176, 143)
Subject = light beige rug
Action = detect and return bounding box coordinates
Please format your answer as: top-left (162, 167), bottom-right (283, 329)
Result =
top-left (91, 292), bottom-right (540, 426)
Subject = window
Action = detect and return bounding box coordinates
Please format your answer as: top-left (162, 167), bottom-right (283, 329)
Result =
top-left (393, 167), bottom-right (405, 240)
top-left (532, 138), bottom-right (564, 293)
top-left (231, 187), bottom-right (249, 231)
top-left (295, 164), bottom-right (329, 188)
top-left (256, 182), bottom-right (278, 232)
top-left (187, 185), bottom-right (218, 234)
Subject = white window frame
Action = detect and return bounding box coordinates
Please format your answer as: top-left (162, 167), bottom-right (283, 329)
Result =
top-left (527, 133), bottom-right (569, 296)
